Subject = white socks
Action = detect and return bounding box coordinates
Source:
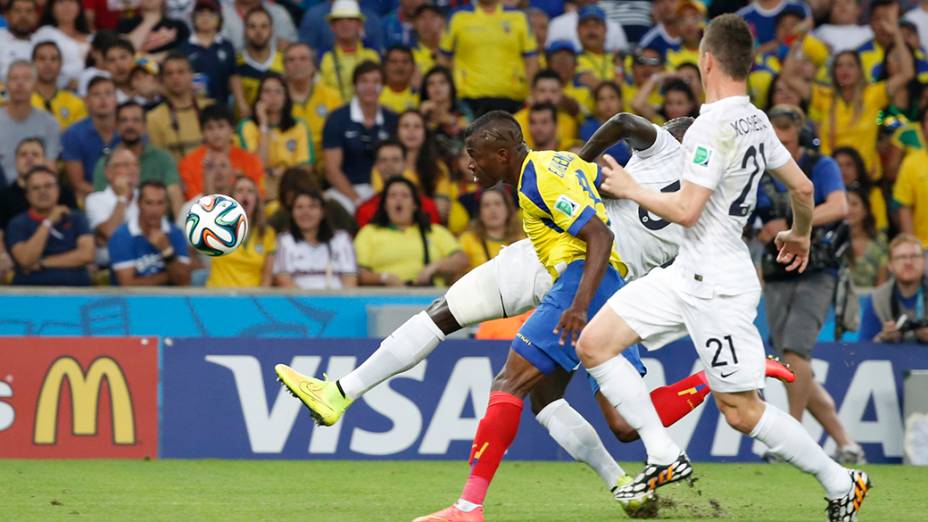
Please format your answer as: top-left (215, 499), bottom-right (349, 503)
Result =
top-left (338, 311), bottom-right (446, 400)
top-left (536, 399), bottom-right (624, 488)
top-left (750, 403), bottom-right (852, 499)
top-left (588, 356), bottom-right (681, 466)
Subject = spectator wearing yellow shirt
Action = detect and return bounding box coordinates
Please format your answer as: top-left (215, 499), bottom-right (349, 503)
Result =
top-left (320, 0), bottom-right (381, 103)
top-left (439, 0), bottom-right (538, 116)
top-left (30, 41), bottom-right (86, 131)
top-left (146, 53), bottom-right (212, 163)
top-left (412, 3), bottom-right (444, 77)
top-left (232, 6), bottom-right (285, 118)
top-left (207, 175), bottom-right (277, 287)
top-left (284, 42), bottom-right (342, 170)
top-left (575, 5), bottom-right (613, 85)
top-left (857, 0), bottom-right (910, 83)
top-left (458, 185), bottom-right (524, 269)
top-left (631, 75), bottom-right (699, 125)
top-left (237, 73), bottom-right (314, 200)
top-left (895, 146), bottom-right (928, 248)
top-left (787, 43), bottom-right (914, 181)
top-left (545, 40), bottom-right (593, 117)
top-left (514, 70), bottom-right (579, 150)
top-left (833, 146), bottom-right (889, 232)
top-left (355, 177), bottom-right (468, 287)
top-left (665, 0), bottom-right (704, 70)
top-left (622, 49), bottom-right (664, 113)
top-left (380, 46), bottom-right (419, 114)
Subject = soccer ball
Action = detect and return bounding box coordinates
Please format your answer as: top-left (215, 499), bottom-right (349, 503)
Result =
top-left (185, 194), bottom-right (248, 256)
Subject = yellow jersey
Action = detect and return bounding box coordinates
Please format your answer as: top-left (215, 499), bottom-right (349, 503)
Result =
top-left (319, 44), bottom-right (381, 103)
top-left (291, 80), bottom-right (343, 166)
top-left (459, 230), bottom-right (506, 269)
top-left (577, 51), bottom-right (614, 83)
top-left (354, 222), bottom-right (462, 286)
top-left (622, 82), bottom-right (662, 116)
top-left (236, 118), bottom-right (314, 169)
top-left (206, 228), bottom-right (277, 287)
top-left (894, 149), bottom-right (928, 246)
top-left (236, 50), bottom-right (285, 109)
top-left (379, 85), bottom-right (419, 114)
top-left (810, 82), bottom-right (888, 178)
top-left (517, 150), bottom-right (624, 278)
top-left (439, 4), bottom-right (537, 100)
top-left (31, 90), bottom-right (86, 130)
top-left (413, 43), bottom-right (438, 76)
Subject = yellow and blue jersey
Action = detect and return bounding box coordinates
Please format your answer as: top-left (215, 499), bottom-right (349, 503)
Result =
top-left (859, 39), bottom-right (928, 84)
top-left (517, 150), bottom-right (625, 278)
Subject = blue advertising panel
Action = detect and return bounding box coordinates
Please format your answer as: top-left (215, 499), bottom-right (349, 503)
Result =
top-left (161, 338), bottom-right (924, 462)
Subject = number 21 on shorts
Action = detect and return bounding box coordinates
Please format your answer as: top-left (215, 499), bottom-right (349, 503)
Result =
top-left (707, 335), bottom-right (738, 369)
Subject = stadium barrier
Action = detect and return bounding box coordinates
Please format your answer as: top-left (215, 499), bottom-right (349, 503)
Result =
top-left (2, 336), bottom-right (921, 462)
top-left (0, 288), bottom-right (855, 342)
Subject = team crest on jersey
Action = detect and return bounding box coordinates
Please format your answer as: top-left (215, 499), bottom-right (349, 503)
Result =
top-left (692, 145), bottom-right (712, 167)
top-left (502, 21), bottom-right (511, 33)
top-left (60, 107), bottom-right (70, 119)
top-left (287, 139), bottom-right (297, 151)
top-left (554, 195), bottom-right (578, 217)
top-left (316, 105), bottom-right (328, 117)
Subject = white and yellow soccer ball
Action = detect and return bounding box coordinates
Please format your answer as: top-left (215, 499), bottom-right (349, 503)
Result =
top-left (185, 194), bottom-right (248, 256)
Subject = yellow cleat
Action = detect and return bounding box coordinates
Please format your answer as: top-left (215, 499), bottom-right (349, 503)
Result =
top-left (274, 364), bottom-right (353, 426)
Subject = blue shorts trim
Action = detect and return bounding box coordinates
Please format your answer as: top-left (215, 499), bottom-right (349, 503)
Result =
top-left (511, 260), bottom-right (647, 380)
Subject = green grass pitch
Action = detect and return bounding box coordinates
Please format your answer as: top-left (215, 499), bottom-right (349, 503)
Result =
top-left (3, 460), bottom-right (925, 521)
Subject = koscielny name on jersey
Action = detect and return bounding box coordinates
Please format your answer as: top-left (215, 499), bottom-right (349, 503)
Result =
top-left (730, 114), bottom-right (769, 137)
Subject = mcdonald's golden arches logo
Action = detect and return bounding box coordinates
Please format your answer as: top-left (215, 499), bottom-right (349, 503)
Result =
top-left (34, 356), bottom-right (135, 445)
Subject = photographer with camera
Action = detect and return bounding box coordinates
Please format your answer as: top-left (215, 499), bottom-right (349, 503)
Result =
top-left (755, 105), bottom-right (865, 465)
top-left (860, 234), bottom-right (928, 343)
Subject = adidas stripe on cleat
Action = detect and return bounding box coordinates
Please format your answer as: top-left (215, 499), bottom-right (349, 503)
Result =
top-left (826, 470), bottom-right (872, 522)
top-left (613, 452), bottom-right (693, 505)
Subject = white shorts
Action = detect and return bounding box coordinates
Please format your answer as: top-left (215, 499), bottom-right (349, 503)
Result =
top-left (607, 266), bottom-right (766, 393)
top-left (446, 239), bottom-right (553, 326)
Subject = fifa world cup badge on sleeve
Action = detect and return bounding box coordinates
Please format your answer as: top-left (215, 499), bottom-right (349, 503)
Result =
top-left (554, 195), bottom-right (578, 217)
top-left (692, 145), bottom-right (712, 167)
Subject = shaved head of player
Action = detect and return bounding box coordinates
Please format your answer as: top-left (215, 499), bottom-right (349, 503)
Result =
top-left (582, 13), bottom-right (871, 521)
top-left (463, 111), bottom-right (529, 189)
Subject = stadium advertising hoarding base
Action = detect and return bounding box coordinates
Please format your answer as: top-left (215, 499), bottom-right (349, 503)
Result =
top-left (0, 337), bottom-right (158, 458)
top-left (161, 338), bottom-right (918, 463)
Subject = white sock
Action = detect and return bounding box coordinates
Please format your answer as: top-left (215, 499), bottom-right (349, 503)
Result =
top-left (588, 356), bottom-right (680, 466)
top-left (536, 398), bottom-right (624, 488)
top-left (338, 311), bottom-right (445, 400)
top-left (750, 403), bottom-right (852, 499)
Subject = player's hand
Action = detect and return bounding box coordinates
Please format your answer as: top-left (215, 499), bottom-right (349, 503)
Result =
top-left (599, 154), bottom-right (635, 199)
top-left (554, 306), bottom-right (587, 346)
top-left (773, 229), bottom-right (810, 273)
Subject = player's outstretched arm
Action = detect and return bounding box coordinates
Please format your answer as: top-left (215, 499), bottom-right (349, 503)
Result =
top-left (578, 113), bottom-right (657, 162)
top-left (768, 158), bottom-right (815, 272)
top-left (600, 155), bottom-right (712, 227)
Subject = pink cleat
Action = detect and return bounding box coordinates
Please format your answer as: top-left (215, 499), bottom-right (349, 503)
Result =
top-left (412, 505), bottom-right (485, 522)
top-left (765, 355), bottom-right (796, 383)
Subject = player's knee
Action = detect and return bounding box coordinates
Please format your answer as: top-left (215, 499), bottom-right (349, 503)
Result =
top-left (716, 392), bottom-right (764, 434)
top-left (491, 370), bottom-right (531, 397)
top-left (576, 329), bottom-right (609, 367)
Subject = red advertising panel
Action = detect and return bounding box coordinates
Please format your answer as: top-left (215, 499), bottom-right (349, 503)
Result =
top-left (0, 337), bottom-right (158, 458)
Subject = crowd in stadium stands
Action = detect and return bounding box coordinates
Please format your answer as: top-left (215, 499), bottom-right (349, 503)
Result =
top-left (0, 0), bottom-right (926, 339)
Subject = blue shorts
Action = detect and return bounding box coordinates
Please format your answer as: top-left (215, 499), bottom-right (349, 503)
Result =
top-left (512, 260), bottom-right (647, 388)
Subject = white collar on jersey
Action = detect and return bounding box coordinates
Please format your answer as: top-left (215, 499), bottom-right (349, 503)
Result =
top-left (699, 95), bottom-right (751, 114)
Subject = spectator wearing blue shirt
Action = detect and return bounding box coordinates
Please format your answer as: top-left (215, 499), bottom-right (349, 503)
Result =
top-left (382, 0), bottom-right (422, 48)
top-left (181, 0), bottom-right (239, 105)
top-left (755, 105), bottom-right (866, 466)
top-left (299, 0), bottom-right (384, 55)
top-left (4, 166), bottom-right (93, 286)
top-left (636, 0), bottom-right (682, 59)
top-left (62, 76), bottom-right (119, 200)
top-left (108, 180), bottom-right (192, 286)
top-left (860, 234), bottom-right (928, 344)
top-left (737, 0), bottom-right (811, 49)
top-left (323, 61), bottom-right (398, 213)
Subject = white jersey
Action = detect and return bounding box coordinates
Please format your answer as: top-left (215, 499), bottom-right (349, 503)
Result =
top-left (674, 96), bottom-right (791, 297)
top-left (605, 124), bottom-right (685, 280)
